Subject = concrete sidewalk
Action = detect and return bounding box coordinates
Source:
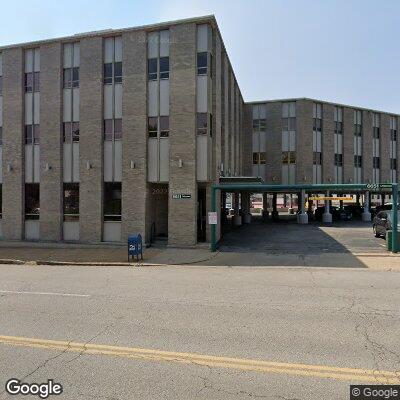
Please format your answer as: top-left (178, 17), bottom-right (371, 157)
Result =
top-left (0, 241), bottom-right (399, 270)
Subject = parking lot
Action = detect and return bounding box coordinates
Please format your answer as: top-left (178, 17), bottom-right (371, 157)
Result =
top-left (219, 215), bottom-right (386, 255)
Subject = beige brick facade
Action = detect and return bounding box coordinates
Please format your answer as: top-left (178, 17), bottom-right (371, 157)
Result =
top-left (40, 42), bottom-right (63, 241)
top-left (0, 16), bottom-right (398, 247)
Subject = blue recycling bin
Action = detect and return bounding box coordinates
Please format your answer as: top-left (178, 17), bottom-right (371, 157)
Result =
top-left (128, 234), bottom-right (143, 262)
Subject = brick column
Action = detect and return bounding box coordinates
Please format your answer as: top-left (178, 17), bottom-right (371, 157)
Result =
top-left (296, 100), bottom-right (313, 184)
top-left (40, 42), bottom-right (63, 241)
top-left (168, 23), bottom-right (197, 246)
top-left (380, 114), bottom-right (391, 183)
top-left (322, 103), bottom-right (334, 183)
top-left (266, 102), bottom-right (282, 184)
top-left (362, 111), bottom-right (373, 183)
top-left (121, 30), bottom-right (149, 242)
top-left (2, 48), bottom-right (24, 240)
top-left (79, 37), bottom-right (103, 243)
top-left (343, 107), bottom-right (354, 184)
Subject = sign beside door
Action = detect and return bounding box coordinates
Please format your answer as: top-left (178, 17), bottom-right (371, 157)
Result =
top-left (208, 212), bottom-right (218, 225)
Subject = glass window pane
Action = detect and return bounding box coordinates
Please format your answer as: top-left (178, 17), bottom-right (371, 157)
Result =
top-left (104, 63), bottom-right (113, 84)
top-left (114, 62), bottom-right (122, 83)
top-left (63, 122), bottom-right (71, 143)
top-left (25, 73), bottom-right (33, 92)
top-left (72, 122), bottom-right (79, 142)
top-left (33, 124), bottom-right (40, 144)
top-left (148, 117), bottom-right (158, 137)
top-left (63, 68), bottom-right (72, 88)
top-left (63, 183), bottom-right (79, 218)
top-left (197, 113), bottom-right (207, 134)
top-left (148, 58), bottom-right (157, 80)
top-left (25, 183), bottom-right (40, 219)
top-left (104, 119), bottom-right (113, 140)
top-left (25, 125), bottom-right (33, 144)
top-left (104, 182), bottom-right (121, 221)
top-left (34, 72), bottom-right (40, 92)
top-left (197, 52), bottom-right (207, 75)
top-left (72, 67), bottom-right (79, 87)
top-left (159, 57), bottom-right (169, 79)
top-left (114, 119), bottom-right (122, 139)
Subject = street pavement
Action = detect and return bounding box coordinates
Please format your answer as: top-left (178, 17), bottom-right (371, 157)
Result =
top-left (0, 263), bottom-right (399, 399)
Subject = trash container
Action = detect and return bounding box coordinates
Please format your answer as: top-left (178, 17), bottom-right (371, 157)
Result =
top-left (128, 234), bottom-right (143, 262)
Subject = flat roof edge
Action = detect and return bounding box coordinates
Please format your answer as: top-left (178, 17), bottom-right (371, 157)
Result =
top-left (0, 14), bottom-right (216, 51)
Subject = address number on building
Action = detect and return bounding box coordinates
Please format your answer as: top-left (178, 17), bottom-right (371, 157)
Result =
top-left (365, 184), bottom-right (392, 190)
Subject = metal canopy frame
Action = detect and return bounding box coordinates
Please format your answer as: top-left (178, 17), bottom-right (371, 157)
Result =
top-left (210, 183), bottom-right (399, 253)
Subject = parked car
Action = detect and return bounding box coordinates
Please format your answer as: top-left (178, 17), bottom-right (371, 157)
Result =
top-left (373, 210), bottom-right (400, 238)
top-left (343, 204), bottom-right (363, 219)
top-left (314, 206), bottom-right (352, 221)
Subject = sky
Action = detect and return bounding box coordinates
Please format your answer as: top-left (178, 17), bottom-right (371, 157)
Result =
top-left (1, 0), bottom-right (399, 113)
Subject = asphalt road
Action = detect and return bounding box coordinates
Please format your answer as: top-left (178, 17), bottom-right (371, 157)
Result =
top-left (0, 263), bottom-right (399, 399)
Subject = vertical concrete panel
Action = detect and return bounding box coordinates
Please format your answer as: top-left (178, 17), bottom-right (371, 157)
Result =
top-left (121, 30), bottom-right (149, 242)
top-left (40, 42), bottom-right (63, 241)
top-left (343, 107), bottom-right (354, 184)
top-left (296, 100), bottom-right (313, 184)
top-left (322, 103), bottom-right (334, 183)
top-left (266, 102), bottom-right (282, 184)
top-left (362, 111), bottom-right (373, 184)
top-left (2, 48), bottom-right (24, 240)
top-left (169, 23), bottom-right (197, 246)
top-left (380, 113), bottom-right (391, 183)
top-left (79, 37), bottom-right (103, 243)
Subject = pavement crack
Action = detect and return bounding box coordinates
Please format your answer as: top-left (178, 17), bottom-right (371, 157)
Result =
top-left (65, 323), bottom-right (115, 364)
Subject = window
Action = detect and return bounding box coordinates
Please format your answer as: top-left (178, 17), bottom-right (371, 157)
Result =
top-left (390, 159), bottom-right (397, 170)
top-left (104, 63), bottom-right (113, 84)
top-left (114, 119), bottom-right (122, 140)
top-left (34, 72), bottom-right (40, 91)
top-left (334, 122), bottom-right (343, 134)
top-left (313, 118), bottom-right (322, 132)
top-left (197, 113), bottom-right (208, 135)
top-left (25, 125), bottom-right (39, 145)
top-left (160, 116), bottom-right (169, 137)
top-left (391, 129), bottom-right (397, 142)
top-left (63, 122), bottom-right (80, 143)
top-left (282, 117), bottom-right (296, 131)
top-left (148, 58), bottom-right (157, 80)
top-left (148, 117), bottom-right (158, 138)
top-left (25, 183), bottom-right (40, 220)
top-left (25, 72), bottom-right (33, 92)
top-left (373, 157), bottom-right (380, 169)
top-left (104, 182), bottom-right (121, 221)
top-left (282, 151), bottom-right (296, 164)
top-left (197, 52), bottom-right (207, 75)
top-left (355, 124), bottom-right (362, 136)
top-left (104, 119), bottom-right (113, 141)
top-left (253, 119), bottom-right (266, 131)
top-left (63, 67), bottom-right (79, 88)
top-left (373, 127), bottom-right (380, 139)
top-left (159, 57), bottom-right (169, 79)
top-left (253, 152), bottom-right (266, 165)
top-left (63, 183), bottom-right (79, 221)
top-left (354, 155), bottom-right (362, 168)
top-left (313, 152), bottom-right (322, 165)
top-left (114, 62), bottom-right (122, 83)
top-left (334, 154), bottom-right (343, 166)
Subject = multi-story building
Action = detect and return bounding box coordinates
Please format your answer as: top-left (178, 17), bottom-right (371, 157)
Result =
top-left (244, 98), bottom-right (399, 190)
top-left (0, 16), bottom-right (398, 246)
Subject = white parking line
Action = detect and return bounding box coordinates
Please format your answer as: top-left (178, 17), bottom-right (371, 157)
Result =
top-left (0, 290), bottom-right (90, 298)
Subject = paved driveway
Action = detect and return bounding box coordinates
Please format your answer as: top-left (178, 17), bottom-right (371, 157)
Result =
top-left (219, 216), bottom-right (386, 255)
